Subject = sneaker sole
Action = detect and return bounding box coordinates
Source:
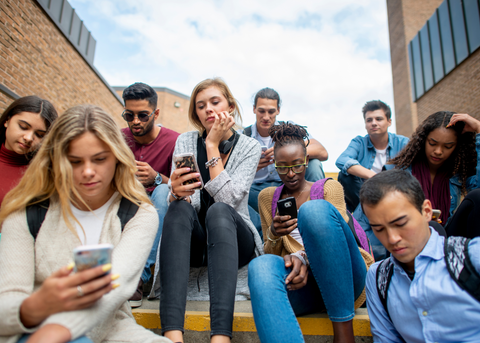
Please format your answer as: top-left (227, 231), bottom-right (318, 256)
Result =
top-left (129, 300), bottom-right (142, 308)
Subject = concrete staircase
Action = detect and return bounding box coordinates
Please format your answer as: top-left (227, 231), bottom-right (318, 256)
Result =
top-left (133, 298), bottom-right (372, 342)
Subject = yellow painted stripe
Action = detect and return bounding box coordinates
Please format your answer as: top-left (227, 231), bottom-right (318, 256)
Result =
top-left (324, 172), bottom-right (339, 180)
top-left (132, 310), bottom-right (371, 336)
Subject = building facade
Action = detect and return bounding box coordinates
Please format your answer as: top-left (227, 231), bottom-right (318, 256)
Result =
top-left (387, 0), bottom-right (480, 137)
top-left (115, 86), bottom-right (193, 134)
top-left (0, 0), bottom-right (124, 126)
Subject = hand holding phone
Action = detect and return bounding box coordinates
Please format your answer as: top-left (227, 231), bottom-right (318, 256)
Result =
top-left (271, 197), bottom-right (298, 237)
top-left (173, 154), bottom-right (204, 190)
top-left (73, 244), bottom-right (113, 273)
top-left (432, 209), bottom-right (442, 223)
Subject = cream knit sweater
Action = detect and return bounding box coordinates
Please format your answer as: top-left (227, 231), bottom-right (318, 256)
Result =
top-left (0, 194), bottom-right (170, 343)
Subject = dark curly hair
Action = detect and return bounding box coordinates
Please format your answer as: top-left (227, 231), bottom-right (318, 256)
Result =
top-left (269, 122), bottom-right (310, 155)
top-left (389, 111), bottom-right (477, 194)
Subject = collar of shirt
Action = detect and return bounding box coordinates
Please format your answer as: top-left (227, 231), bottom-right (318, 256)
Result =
top-left (366, 132), bottom-right (395, 150)
top-left (391, 228), bottom-right (444, 276)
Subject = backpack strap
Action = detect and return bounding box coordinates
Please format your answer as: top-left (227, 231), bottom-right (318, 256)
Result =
top-left (445, 236), bottom-right (480, 302)
top-left (117, 197), bottom-right (139, 231)
top-left (27, 197), bottom-right (139, 240)
top-left (310, 178), bottom-right (330, 200)
top-left (243, 125), bottom-right (253, 137)
top-left (376, 257), bottom-right (395, 318)
top-left (27, 199), bottom-right (50, 240)
top-left (271, 185), bottom-right (285, 218)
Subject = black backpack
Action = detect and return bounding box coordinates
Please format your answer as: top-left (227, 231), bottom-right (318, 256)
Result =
top-left (243, 121), bottom-right (286, 137)
top-left (376, 236), bottom-right (480, 319)
top-left (27, 197), bottom-right (139, 239)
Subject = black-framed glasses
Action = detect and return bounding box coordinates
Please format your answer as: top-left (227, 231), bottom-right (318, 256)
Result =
top-left (121, 110), bottom-right (155, 123)
top-left (275, 157), bottom-right (307, 175)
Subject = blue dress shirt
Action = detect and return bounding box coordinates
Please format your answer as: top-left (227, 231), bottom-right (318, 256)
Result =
top-left (335, 132), bottom-right (409, 175)
top-left (366, 229), bottom-right (480, 343)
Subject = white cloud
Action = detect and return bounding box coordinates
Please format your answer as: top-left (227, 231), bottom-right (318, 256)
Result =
top-left (71, 0), bottom-right (396, 172)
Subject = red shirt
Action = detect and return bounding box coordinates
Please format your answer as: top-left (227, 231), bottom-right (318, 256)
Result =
top-left (121, 126), bottom-right (179, 192)
top-left (0, 144), bottom-right (29, 205)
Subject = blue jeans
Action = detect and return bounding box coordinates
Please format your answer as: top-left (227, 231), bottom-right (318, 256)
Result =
top-left (304, 158), bottom-right (325, 182)
top-left (142, 183), bottom-right (169, 283)
top-left (248, 200), bottom-right (366, 343)
top-left (17, 335), bottom-right (92, 343)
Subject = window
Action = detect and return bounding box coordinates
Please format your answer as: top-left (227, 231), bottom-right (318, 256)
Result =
top-left (429, 12), bottom-right (445, 83)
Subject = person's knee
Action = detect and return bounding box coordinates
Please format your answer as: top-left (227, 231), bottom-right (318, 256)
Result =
top-left (465, 188), bottom-right (480, 202)
top-left (248, 254), bottom-right (285, 288)
top-left (164, 200), bottom-right (196, 227)
top-left (205, 202), bottom-right (234, 223)
top-left (298, 200), bottom-right (339, 237)
top-left (305, 158), bottom-right (325, 181)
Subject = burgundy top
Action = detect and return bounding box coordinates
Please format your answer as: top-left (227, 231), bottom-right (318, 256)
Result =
top-left (121, 126), bottom-right (179, 192)
top-left (0, 144), bottom-right (29, 205)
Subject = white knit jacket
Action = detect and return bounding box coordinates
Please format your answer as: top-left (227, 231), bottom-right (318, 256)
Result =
top-left (0, 194), bottom-right (170, 343)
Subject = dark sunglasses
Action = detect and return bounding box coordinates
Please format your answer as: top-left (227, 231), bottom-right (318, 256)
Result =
top-left (122, 110), bottom-right (155, 123)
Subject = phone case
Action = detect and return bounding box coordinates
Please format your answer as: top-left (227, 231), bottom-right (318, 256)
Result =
top-left (277, 197), bottom-right (298, 219)
top-left (173, 153), bottom-right (204, 190)
top-left (73, 244), bottom-right (113, 273)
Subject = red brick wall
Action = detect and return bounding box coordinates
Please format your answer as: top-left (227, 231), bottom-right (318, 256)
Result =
top-left (387, 0), bottom-right (444, 137)
top-left (0, 0), bottom-right (125, 126)
top-left (416, 48), bottom-right (480, 124)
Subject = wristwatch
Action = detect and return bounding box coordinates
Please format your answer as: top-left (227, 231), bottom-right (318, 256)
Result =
top-left (154, 172), bottom-right (162, 186)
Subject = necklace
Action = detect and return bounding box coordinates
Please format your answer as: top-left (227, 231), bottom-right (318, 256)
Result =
top-left (286, 185), bottom-right (308, 204)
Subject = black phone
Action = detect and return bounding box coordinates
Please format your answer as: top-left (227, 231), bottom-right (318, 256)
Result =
top-left (277, 197), bottom-right (297, 219)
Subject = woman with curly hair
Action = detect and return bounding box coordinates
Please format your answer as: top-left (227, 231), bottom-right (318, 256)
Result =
top-left (248, 123), bottom-right (373, 343)
top-left (389, 112), bottom-right (480, 237)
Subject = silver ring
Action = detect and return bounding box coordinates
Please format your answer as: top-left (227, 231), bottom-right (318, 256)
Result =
top-left (77, 285), bottom-right (84, 297)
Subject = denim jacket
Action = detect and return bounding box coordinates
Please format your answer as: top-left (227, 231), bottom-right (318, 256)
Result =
top-left (354, 133), bottom-right (480, 260)
top-left (335, 132), bottom-right (409, 175)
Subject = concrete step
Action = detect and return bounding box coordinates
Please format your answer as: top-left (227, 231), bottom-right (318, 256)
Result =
top-left (132, 298), bottom-right (372, 342)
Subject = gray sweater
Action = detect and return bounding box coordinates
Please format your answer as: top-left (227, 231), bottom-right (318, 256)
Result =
top-left (171, 130), bottom-right (264, 255)
top-left (149, 131), bottom-right (264, 300)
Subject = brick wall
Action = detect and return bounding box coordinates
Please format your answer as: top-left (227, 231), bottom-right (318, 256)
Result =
top-left (387, 0), bottom-right (444, 137)
top-left (416, 48), bottom-right (480, 124)
top-left (116, 88), bottom-right (194, 134)
top-left (0, 0), bottom-right (125, 127)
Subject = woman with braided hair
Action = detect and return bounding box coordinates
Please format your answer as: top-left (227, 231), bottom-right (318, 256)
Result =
top-left (388, 111), bottom-right (480, 237)
top-left (248, 123), bottom-right (373, 343)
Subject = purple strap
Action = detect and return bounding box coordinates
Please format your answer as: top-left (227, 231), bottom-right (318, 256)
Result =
top-left (270, 178), bottom-right (372, 255)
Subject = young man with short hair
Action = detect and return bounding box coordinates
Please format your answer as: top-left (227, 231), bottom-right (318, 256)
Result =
top-left (240, 87), bottom-right (328, 231)
top-left (360, 170), bottom-right (480, 342)
top-left (336, 100), bottom-right (408, 213)
top-left (121, 82), bottom-right (179, 307)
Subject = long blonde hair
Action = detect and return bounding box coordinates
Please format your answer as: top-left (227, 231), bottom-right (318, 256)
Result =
top-left (0, 105), bottom-right (151, 233)
top-left (188, 78), bottom-right (242, 133)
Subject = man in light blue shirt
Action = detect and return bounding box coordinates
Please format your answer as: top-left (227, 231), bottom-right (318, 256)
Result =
top-left (239, 88), bottom-right (328, 232)
top-left (240, 88), bottom-right (328, 210)
top-left (336, 100), bottom-right (408, 213)
top-left (360, 170), bottom-right (480, 343)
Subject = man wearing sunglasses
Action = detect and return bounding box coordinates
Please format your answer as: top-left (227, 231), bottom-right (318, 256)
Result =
top-left (121, 82), bottom-right (179, 308)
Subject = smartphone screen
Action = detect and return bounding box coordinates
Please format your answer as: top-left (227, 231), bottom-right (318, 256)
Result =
top-left (173, 153), bottom-right (204, 190)
top-left (277, 197), bottom-right (298, 219)
top-left (261, 146), bottom-right (268, 158)
top-left (73, 244), bottom-right (113, 273)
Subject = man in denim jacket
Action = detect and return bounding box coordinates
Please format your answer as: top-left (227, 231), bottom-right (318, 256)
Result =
top-left (336, 100), bottom-right (408, 212)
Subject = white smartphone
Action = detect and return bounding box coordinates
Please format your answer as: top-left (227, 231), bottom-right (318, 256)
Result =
top-left (73, 244), bottom-right (113, 273)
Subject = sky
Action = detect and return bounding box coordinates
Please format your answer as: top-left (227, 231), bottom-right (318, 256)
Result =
top-left (70, 0), bottom-right (396, 172)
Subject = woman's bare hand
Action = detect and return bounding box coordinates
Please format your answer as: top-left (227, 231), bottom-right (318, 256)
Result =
top-left (205, 111), bottom-right (235, 148)
top-left (20, 263), bottom-right (117, 328)
top-left (284, 255), bottom-right (308, 291)
top-left (447, 113), bottom-right (480, 134)
top-left (271, 214), bottom-right (297, 236)
top-left (170, 167), bottom-right (202, 199)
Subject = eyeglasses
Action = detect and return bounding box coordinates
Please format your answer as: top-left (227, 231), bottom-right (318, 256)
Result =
top-left (122, 110), bottom-right (155, 122)
top-left (275, 157), bottom-right (307, 175)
